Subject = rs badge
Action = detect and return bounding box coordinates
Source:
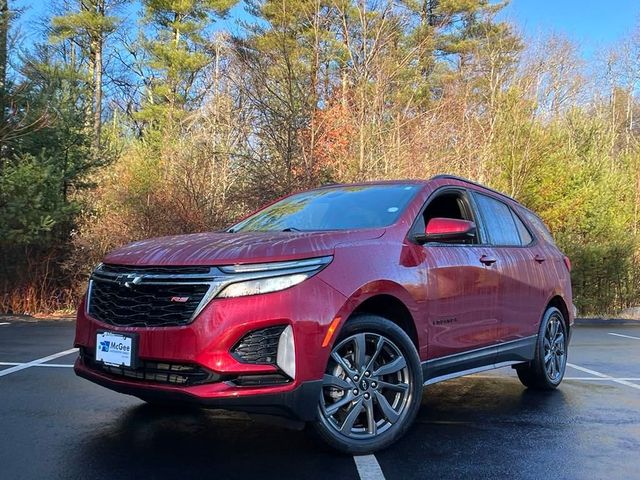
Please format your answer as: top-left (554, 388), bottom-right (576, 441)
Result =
top-left (170, 296), bottom-right (190, 303)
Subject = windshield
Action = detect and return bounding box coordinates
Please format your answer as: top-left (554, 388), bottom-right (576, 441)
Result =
top-left (230, 184), bottom-right (420, 232)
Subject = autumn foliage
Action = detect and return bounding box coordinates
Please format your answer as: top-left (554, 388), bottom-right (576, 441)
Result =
top-left (1, 1), bottom-right (639, 316)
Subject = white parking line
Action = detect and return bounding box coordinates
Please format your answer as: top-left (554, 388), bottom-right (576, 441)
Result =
top-left (565, 377), bottom-right (640, 381)
top-left (0, 362), bottom-right (74, 368)
top-left (608, 332), bottom-right (640, 341)
top-left (354, 455), bottom-right (386, 480)
top-left (469, 373), bottom-right (640, 382)
top-left (0, 322), bottom-right (10, 326)
top-left (0, 348), bottom-right (78, 377)
top-left (567, 363), bottom-right (640, 391)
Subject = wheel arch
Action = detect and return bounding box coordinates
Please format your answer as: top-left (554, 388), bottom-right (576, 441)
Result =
top-left (345, 292), bottom-right (420, 351)
top-left (547, 295), bottom-right (571, 335)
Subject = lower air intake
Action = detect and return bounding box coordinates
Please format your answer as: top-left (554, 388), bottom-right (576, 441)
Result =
top-left (232, 326), bottom-right (287, 364)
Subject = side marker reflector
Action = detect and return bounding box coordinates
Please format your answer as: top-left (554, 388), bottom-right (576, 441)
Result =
top-left (322, 316), bottom-right (342, 348)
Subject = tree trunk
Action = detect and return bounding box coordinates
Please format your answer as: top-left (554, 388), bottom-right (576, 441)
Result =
top-left (93, 35), bottom-right (102, 152)
top-left (0, 0), bottom-right (8, 154)
top-left (92, 0), bottom-right (105, 154)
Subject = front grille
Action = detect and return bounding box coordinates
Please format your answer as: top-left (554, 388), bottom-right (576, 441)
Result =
top-left (89, 281), bottom-right (209, 327)
top-left (82, 350), bottom-right (219, 386)
top-left (88, 264), bottom-right (213, 327)
top-left (232, 326), bottom-right (286, 364)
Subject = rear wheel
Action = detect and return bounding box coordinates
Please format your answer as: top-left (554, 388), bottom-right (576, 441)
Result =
top-left (313, 315), bottom-right (422, 454)
top-left (516, 307), bottom-right (567, 390)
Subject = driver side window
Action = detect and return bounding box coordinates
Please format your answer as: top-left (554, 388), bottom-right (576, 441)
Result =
top-left (418, 190), bottom-right (478, 244)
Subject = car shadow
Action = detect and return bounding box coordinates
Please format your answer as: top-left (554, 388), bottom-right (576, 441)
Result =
top-left (68, 402), bottom-right (355, 480)
top-left (67, 376), bottom-right (598, 480)
top-left (376, 376), bottom-right (590, 479)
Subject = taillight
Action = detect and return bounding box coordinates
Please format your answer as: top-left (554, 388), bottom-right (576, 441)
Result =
top-left (563, 256), bottom-right (571, 272)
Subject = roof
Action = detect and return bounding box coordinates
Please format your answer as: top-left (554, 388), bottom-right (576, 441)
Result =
top-left (316, 175), bottom-right (524, 208)
top-left (429, 174), bottom-right (519, 204)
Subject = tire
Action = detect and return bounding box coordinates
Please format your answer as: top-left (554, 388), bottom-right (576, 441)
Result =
top-left (516, 307), bottom-right (568, 390)
top-left (313, 315), bottom-right (423, 454)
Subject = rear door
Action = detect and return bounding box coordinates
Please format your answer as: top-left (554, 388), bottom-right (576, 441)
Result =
top-left (471, 192), bottom-right (547, 343)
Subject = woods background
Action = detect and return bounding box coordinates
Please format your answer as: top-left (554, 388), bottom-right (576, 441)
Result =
top-left (0, 0), bottom-right (639, 317)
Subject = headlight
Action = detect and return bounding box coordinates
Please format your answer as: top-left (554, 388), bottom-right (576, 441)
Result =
top-left (215, 255), bottom-right (332, 299)
top-left (217, 273), bottom-right (310, 298)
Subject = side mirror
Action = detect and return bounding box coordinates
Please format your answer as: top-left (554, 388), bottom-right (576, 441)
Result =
top-left (414, 218), bottom-right (477, 244)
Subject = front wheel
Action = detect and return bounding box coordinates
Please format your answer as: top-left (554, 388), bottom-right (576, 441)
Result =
top-left (516, 306), bottom-right (568, 390)
top-left (313, 315), bottom-right (423, 454)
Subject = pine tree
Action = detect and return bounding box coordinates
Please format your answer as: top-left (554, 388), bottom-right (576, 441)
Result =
top-left (137, 0), bottom-right (237, 128)
top-left (234, 0), bottom-right (339, 192)
top-left (50, 0), bottom-right (121, 153)
top-left (0, 0), bottom-right (9, 157)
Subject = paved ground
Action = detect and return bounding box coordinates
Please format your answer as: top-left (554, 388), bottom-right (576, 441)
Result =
top-left (0, 321), bottom-right (638, 480)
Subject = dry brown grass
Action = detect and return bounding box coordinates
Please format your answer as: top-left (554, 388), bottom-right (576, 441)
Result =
top-left (0, 283), bottom-right (78, 316)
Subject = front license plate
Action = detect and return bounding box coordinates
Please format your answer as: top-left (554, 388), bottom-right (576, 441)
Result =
top-left (96, 331), bottom-right (136, 367)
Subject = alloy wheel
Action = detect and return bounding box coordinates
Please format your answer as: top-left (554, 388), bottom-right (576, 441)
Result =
top-left (543, 314), bottom-right (566, 382)
top-left (319, 332), bottom-right (413, 439)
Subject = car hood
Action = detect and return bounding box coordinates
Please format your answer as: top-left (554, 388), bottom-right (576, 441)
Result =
top-left (102, 229), bottom-right (385, 266)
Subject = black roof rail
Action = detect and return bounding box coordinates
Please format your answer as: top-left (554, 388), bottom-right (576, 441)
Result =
top-left (430, 174), bottom-right (519, 204)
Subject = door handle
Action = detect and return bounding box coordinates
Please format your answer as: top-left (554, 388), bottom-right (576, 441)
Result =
top-left (479, 255), bottom-right (497, 265)
top-left (534, 255), bottom-right (546, 263)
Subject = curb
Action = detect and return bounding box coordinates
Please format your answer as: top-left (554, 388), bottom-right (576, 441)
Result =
top-left (0, 315), bottom-right (74, 323)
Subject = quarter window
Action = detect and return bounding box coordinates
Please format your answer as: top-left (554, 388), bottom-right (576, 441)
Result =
top-left (519, 208), bottom-right (555, 245)
top-left (512, 211), bottom-right (533, 245)
top-left (474, 193), bottom-right (522, 246)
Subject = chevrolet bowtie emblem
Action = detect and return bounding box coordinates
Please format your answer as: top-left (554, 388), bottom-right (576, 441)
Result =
top-left (116, 274), bottom-right (143, 288)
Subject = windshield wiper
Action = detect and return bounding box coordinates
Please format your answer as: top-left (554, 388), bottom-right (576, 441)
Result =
top-left (226, 227), bottom-right (304, 233)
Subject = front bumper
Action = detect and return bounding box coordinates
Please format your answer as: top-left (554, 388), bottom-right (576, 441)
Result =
top-left (74, 357), bottom-right (322, 420)
top-left (74, 274), bottom-right (347, 421)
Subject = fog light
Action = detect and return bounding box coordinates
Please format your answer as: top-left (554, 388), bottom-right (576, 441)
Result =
top-left (276, 325), bottom-right (296, 379)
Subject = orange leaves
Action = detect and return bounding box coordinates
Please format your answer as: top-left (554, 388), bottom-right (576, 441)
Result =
top-left (312, 100), bottom-right (356, 167)
top-left (299, 97), bottom-right (356, 182)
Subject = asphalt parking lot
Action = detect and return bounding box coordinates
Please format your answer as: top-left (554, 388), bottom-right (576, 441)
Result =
top-left (0, 321), bottom-right (638, 480)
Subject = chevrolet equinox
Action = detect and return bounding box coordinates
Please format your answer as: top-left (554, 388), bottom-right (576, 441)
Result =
top-left (74, 175), bottom-right (573, 453)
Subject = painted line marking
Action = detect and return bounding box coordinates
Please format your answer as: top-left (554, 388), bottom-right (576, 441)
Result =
top-left (0, 348), bottom-right (78, 377)
top-left (0, 362), bottom-right (74, 368)
top-left (469, 373), bottom-right (640, 382)
top-left (565, 377), bottom-right (640, 381)
top-left (0, 322), bottom-right (10, 326)
top-left (354, 455), bottom-right (386, 480)
top-left (567, 363), bottom-right (640, 391)
top-left (608, 332), bottom-right (640, 341)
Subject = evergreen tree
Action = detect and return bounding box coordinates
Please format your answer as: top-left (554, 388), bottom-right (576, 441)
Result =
top-left (137, 0), bottom-right (237, 128)
top-left (50, 0), bottom-right (122, 153)
top-left (0, 0), bottom-right (8, 133)
top-left (233, 0), bottom-right (332, 194)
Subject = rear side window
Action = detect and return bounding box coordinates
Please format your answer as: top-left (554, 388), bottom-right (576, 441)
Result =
top-left (473, 193), bottom-right (522, 246)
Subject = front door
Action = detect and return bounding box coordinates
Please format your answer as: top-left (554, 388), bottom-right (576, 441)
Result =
top-left (423, 244), bottom-right (501, 359)
top-left (415, 188), bottom-right (501, 360)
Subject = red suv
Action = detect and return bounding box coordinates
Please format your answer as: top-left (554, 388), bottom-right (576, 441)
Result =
top-left (74, 175), bottom-right (573, 453)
